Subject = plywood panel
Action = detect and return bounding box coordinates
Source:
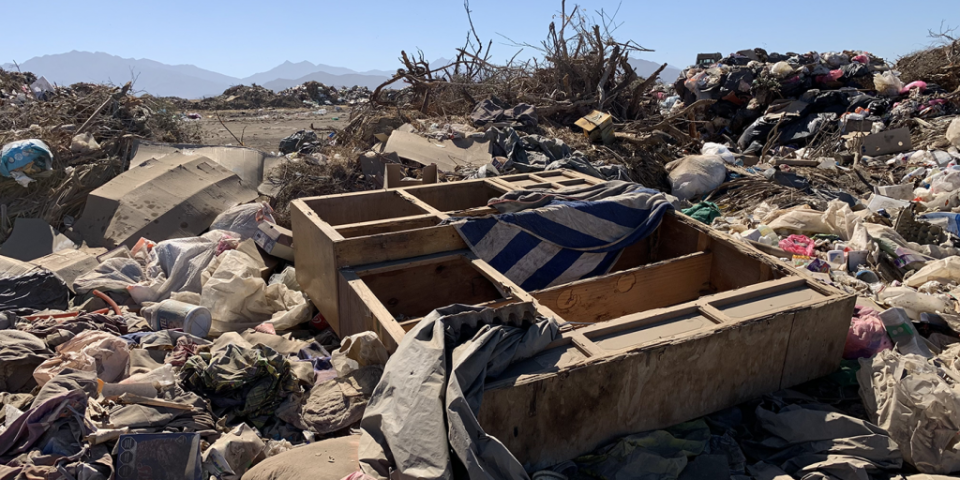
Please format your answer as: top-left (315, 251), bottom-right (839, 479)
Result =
top-left (360, 256), bottom-right (506, 319)
top-left (292, 199), bottom-right (343, 330)
top-left (336, 226), bottom-right (466, 268)
top-left (407, 181), bottom-right (508, 212)
top-left (780, 294), bottom-right (856, 388)
top-left (479, 312), bottom-right (794, 470)
top-left (301, 190), bottom-right (428, 226)
top-left (339, 270), bottom-right (405, 352)
top-left (533, 252), bottom-right (713, 324)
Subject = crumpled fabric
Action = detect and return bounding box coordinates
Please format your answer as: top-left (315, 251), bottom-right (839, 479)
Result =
top-left (128, 235), bottom-right (220, 304)
top-left (778, 234), bottom-right (816, 257)
top-left (858, 347), bottom-right (960, 473)
top-left (0, 330), bottom-right (52, 393)
top-left (19, 313), bottom-right (129, 348)
top-left (681, 201), bottom-right (722, 225)
top-left (331, 332), bottom-right (389, 376)
top-left (201, 250), bottom-right (312, 335)
top-left (574, 420), bottom-right (711, 480)
top-left (105, 391), bottom-right (216, 435)
top-left (754, 396), bottom-right (903, 479)
top-left (281, 365), bottom-right (383, 436)
top-left (359, 303), bottom-right (559, 480)
top-left (33, 330), bottom-right (131, 387)
top-left (0, 389), bottom-right (91, 460)
top-left (470, 98), bottom-right (538, 129)
top-left (0, 268), bottom-right (70, 313)
top-left (180, 343), bottom-right (299, 426)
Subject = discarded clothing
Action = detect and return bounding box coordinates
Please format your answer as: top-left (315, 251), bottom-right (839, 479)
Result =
top-left (0, 330), bottom-right (52, 393)
top-left (0, 389), bottom-right (91, 460)
top-left (359, 303), bottom-right (559, 480)
top-left (33, 330), bottom-right (131, 387)
top-left (450, 181), bottom-right (674, 290)
top-left (20, 312), bottom-right (129, 348)
top-left (574, 420), bottom-right (712, 480)
top-left (282, 365), bottom-right (383, 436)
top-left (180, 343), bottom-right (299, 425)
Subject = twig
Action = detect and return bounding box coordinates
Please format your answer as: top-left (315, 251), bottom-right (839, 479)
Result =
top-left (215, 113), bottom-right (244, 146)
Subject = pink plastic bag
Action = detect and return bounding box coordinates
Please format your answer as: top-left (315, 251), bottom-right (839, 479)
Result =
top-left (899, 81), bottom-right (927, 95)
top-left (778, 234), bottom-right (815, 257)
top-left (843, 307), bottom-right (893, 359)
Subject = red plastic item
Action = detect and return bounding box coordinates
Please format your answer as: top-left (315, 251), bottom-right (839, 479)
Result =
top-left (778, 234), bottom-right (816, 257)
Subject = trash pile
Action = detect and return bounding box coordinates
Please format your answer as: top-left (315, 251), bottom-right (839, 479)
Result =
top-left (278, 81), bottom-right (372, 106)
top-left (5, 4), bottom-right (960, 478)
top-left (0, 69), bottom-right (201, 244)
top-left (192, 82), bottom-right (372, 111)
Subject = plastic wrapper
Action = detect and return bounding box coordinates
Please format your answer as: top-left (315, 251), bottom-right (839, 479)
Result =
top-left (778, 234), bottom-right (815, 256)
top-left (33, 330), bottom-right (130, 386)
top-left (210, 202), bottom-right (276, 240)
top-left (905, 256), bottom-right (960, 288)
top-left (0, 139), bottom-right (53, 178)
top-left (878, 286), bottom-right (952, 320)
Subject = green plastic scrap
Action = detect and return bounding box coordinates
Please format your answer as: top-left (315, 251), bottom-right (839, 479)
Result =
top-left (681, 202), bottom-right (722, 225)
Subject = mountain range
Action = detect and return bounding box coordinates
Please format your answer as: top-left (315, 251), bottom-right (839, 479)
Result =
top-left (2, 51), bottom-right (681, 99)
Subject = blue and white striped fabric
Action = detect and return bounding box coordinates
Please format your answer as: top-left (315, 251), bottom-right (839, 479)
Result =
top-left (451, 186), bottom-right (675, 291)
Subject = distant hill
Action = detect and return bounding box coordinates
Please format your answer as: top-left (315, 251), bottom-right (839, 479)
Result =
top-left (1, 51), bottom-right (682, 99)
top-left (2, 51), bottom-right (236, 99)
top-left (629, 58), bottom-right (682, 83)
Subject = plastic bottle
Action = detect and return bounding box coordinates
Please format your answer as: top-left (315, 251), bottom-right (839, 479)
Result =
top-left (756, 225), bottom-right (779, 246)
top-left (878, 307), bottom-right (933, 358)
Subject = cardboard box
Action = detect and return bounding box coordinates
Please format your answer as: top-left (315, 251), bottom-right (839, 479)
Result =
top-left (254, 222), bottom-right (294, 262)
top-left (575, 110), bottom-right (614, 144)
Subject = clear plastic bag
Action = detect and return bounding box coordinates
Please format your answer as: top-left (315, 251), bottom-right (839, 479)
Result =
top-left (209, 202), bottom-right (276, 240)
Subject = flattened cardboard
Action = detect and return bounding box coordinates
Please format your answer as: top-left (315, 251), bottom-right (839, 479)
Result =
top-left (861, 127), bottom-right (912, 156)
top-left (127, 140), bottom-right (286, 194)
top-left (383, 129), bottom-right (492, 172)
top-left (74, 153), bottom-right (257, 248)
top-left (32, 249), bottom-right (104, 292)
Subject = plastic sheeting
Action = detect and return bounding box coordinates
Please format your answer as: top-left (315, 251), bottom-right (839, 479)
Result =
top-left (359, 303), bottom-right (559, 480)
top-left (209, 202), bottom-right (276, 241)
top-left (200, 249), bottom-right (311, 335)
top-left (858, 347), bottom-right (960, 473)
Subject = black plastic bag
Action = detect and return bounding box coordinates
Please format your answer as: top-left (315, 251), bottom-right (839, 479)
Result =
top-left (0, 269), bottom-right (69, 312)
top-left (278, 130), bottom-right (319, 154)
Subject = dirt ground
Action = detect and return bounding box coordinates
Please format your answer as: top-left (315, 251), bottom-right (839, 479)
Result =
top-left (195, 107), bottom-right (352, 153)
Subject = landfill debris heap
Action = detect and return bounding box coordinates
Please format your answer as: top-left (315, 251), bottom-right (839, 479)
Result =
top-left (191, 82), bottom-right (372, 110)
top-left (4, 3), bottom-right (960, 477)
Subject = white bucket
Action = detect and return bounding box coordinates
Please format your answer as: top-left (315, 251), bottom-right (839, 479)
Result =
top-left (149, 300), bottom-right (212, 338)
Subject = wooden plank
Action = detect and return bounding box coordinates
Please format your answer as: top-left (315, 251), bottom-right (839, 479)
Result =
top-left (478, 311), bottom-right (795, 470)
top-left (533, 252), bottom-right (713, 324)
top-left (353, 251), bottom-right (468, 276)
top-left (291, 199), bottom-right (344, 331)
top-left (339, 270), bottom-right (405, 352)
top-left (300, 190), bottom-right (429, 226)
top-left (359, 256), bottom-right (507, 319)
top-left (395, 189), bottom-right (445, 217)
top-left (403, 181), bottom-right (507, 214)
top-left (780, 294), bottom-right (855, 388)
top-left (336, 225), bottom-right (467, 268)
top-left (335, 214), bottom-right (440, 238)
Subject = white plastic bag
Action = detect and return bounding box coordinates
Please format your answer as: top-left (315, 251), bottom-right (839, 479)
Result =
top-left (874, 71), bottom-right (904, 97)
top-left (770, 61), bottom-right (794, 77)
top-left (700, 143), bottom-right (737, 165)
top-left (905, 257), bottom-right (960, 288)
top-left (878, 286), bottom-right (952, 320)
top-left (666, 155), bottom-right (727, 201)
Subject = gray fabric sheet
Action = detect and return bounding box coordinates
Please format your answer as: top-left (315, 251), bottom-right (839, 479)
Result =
top-left (358, 303), bottom-right (559, 480)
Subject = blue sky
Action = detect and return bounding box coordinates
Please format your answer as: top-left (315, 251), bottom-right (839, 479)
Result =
top-left (3, 0), bottom-right (957, 78)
